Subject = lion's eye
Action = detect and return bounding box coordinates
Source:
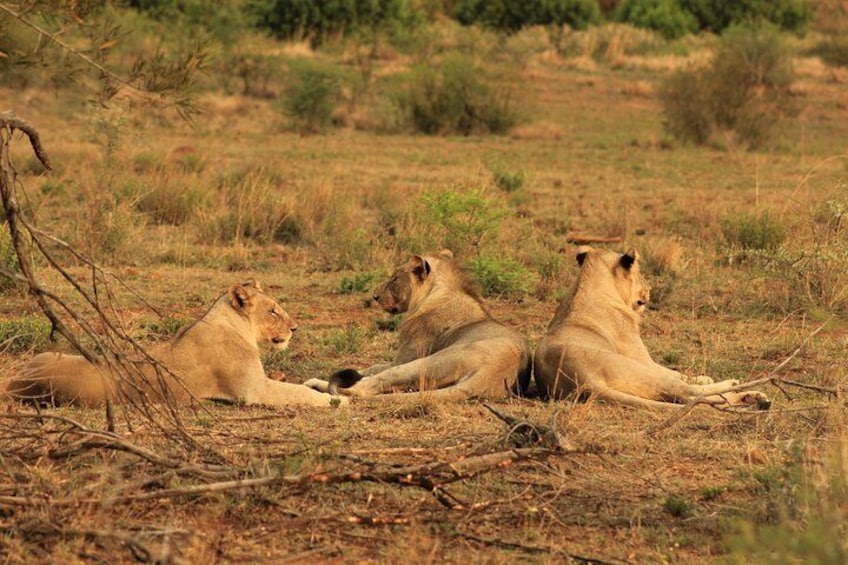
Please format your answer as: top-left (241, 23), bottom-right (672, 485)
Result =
top-left (270, 310), bottom-right (278, 317)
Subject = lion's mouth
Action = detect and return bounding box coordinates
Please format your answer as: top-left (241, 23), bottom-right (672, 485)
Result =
top-left (271, 337), bottom-right (290, 349)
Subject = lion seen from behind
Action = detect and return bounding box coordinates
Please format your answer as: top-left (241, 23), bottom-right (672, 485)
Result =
top-left (534, 246), bottom-right (770, 410)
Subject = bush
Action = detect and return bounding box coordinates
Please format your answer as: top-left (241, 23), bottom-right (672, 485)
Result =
top-left (615, 0), bottom-right (698, 40)
top-left (339, 272), bottom-right (377, 294)
top-left (681, 0), bottom-right (814, 35)
top-left (250, 0), bottom-right (424, 45)
top-left (660, 23), bottom-right (798, 149)
top-left (129, 0), bottom-right (255, 44)
top-left (0, 316), bottom-right (51, 354)
top-left (419, 187), bottom-right (507, 257)
top-left (721, 211), bottom-right (787, 251)
top-left (453, 0), bottom-right (600, 33)
top-left (395, 54), bottom-right (520, 136)
top-left (469, 254), bottom-right (533, 297)
top-left (488, 161), bottom-right (525, 193)
top-left (282, 59), bottom-right (344, 134)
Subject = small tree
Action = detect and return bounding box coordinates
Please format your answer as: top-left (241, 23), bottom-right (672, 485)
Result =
top-left (660, 23), bottom-right (798, 149)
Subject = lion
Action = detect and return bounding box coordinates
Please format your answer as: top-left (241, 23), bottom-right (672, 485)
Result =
top-left (534, 246), bottom-right (770, 410)
top-left (304, 250), bottom-right (532, 400)
top-left (4, 280), bottom-right (346, 408)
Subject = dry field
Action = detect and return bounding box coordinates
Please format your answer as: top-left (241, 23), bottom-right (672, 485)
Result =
top-left (1, 24), bottom-right (848, 563)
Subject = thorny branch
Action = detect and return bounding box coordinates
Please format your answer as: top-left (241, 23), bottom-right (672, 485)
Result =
top-left (0, 412), bottom-right (562, 510)
top-left (0, 112), bottom-right (203, 443)
top-left (646, 319), bottom-right (836, 436)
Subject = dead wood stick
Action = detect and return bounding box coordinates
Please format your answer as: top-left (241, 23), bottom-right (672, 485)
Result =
top-left (565, 233), bottom-right (623, 245)
top-left (646, 320), bottom-right (831, 436)
top-left (0, 413), bottom-right (227, 477)
top-left (0, 447), bottom-right (557, 508)
top-left (0, 111), bottom-right (52, 170)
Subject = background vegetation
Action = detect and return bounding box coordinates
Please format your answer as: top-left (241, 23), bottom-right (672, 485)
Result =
top-left (1, 0), bottom-right (847, 562)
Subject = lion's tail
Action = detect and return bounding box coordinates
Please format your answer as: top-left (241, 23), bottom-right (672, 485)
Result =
top-left (4, 352), bottom-right (108, 407)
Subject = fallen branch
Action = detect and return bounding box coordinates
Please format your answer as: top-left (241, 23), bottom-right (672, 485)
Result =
top-left (647, 320), bottom-right (832, 436)
top-left (0, 447), bottom-right (558, 510)
top-left (566, 233), bottom-right (623, 245)
top-left (0, 413), bottom-right (231, 478)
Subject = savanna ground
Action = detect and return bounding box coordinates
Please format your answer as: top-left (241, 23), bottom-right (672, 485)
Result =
top-left (1, 11), bottom-right (848, 564)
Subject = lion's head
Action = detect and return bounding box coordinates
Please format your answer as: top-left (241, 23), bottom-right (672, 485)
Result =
top-left (372, 250), bottom-right (458, 314)
top-left (229, 280), bottom-right (298, 350)
top-left (575, 246), bottom-right (650, 313)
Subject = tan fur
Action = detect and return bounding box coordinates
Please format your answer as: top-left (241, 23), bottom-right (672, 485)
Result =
top-left (534, 247), bottom-right (770, 410)
top-left (4, 281), bottom-right (346, 408)
top-left (305, 251), bottom-right (532, 400)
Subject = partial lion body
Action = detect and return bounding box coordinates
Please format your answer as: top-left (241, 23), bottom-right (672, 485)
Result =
top-left (534, 247), bottom-right (770, 410)
top-left (5, 281), bottom-right (345, 409)
top-left (306, 251), bottom-right (531, 400)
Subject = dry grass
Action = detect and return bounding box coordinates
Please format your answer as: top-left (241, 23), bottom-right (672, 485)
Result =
top-left (1, 16), bottom-right (848, 562)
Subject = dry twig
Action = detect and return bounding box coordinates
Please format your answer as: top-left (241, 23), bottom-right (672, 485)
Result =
top-left (646, 320), bottom-right (834, 436)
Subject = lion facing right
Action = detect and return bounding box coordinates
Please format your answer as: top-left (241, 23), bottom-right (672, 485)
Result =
top-left (534, 246), bottom-right (770, 410)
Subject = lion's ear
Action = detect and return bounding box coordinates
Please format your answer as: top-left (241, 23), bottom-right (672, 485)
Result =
top-left (438, 249), bottom-right (454, 259)
top-left (620, 249), bottom-right (639, 270)
top-left (229, 284), bottom-right (256, 311)
top-left (575, 245), bottom-right (593, 266)
top-left (241, 278), bottom-right (262, 291)
top-left (410, 255), bottom-right (431, 281)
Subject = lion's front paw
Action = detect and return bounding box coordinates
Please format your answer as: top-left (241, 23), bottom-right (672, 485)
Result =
top-left (329, 395), bottom-right (350, 407)
top-left (740, 391), bottom-right (771, 411)
top-left (304, 378), bottom-right (330, 393)
top-left (692, 375), bottom-right (715, 386)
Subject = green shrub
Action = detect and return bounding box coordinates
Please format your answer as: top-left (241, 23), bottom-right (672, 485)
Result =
top-left (663, 495), bottom-right (692, 518)
top-left (453, 0), bottom-right (600, 33)
top-left (681, 0), bottom-right (814, 35)
top-left (395, 54), bottom-right (520, 136)
top-left (660, 23), bottom-right (798, 149)
top-left (419, 187), bottom-right (507, 257)
top-left (659, 63), bottom-right (712, 145)
top-left (469, 254), bottom-right (533, 297)
top-left (615, 0), bottom-right (698, 40)
top-left (129, 0), bottom-right (255, 44)
top-left (339, 272), bottom-right (377, 294)
top-left (0, 316), bottom-right (51, 354)
top-left (488, 161), bottom-right (525, 193)
top-left (250, 0), bottom-right (424, 45)
top-left (721, 211), bottom-right (787, 251)
top-left (282, 59), bottom-right (344, 134)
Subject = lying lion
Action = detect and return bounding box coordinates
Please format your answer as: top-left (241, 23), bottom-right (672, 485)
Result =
top-left (534, 246), bottom-right (770, 410)
top-left (305, 250), bottom-right (532, 400)
top-left (4, 280), bottom-right (345, 408)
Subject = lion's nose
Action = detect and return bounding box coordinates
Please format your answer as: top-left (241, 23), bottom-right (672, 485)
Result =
top-left (371, 294), bottom-right (379, 303)
top-left (290, 325), bottom-right (298, 333)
